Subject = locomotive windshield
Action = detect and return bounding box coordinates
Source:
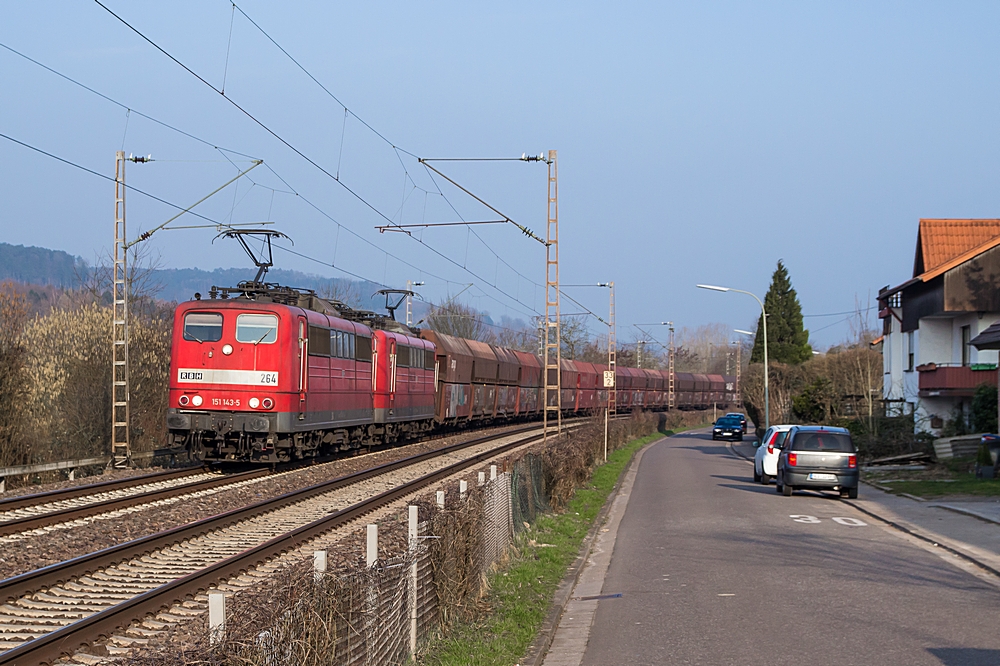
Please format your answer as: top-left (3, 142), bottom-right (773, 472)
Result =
top-left (236, 313), bottom-right (278, 344)
top-left (183, 312), bottom-right (223, 342)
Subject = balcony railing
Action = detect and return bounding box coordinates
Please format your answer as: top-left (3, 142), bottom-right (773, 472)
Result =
top-left (917, 364), bottom-right (997, 396)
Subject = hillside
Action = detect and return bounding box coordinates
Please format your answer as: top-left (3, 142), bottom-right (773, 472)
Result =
top-left (0, 243), bottom-right (86, 287)
top-left (0, 242), bottom-right (414, 314)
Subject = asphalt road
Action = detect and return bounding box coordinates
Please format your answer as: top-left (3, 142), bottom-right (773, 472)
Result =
top-left (581, 428), bottom-right (1000, 666)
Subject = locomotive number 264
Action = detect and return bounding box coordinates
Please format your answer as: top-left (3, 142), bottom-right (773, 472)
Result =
top-left (259, 372), bottom-right (278, 385)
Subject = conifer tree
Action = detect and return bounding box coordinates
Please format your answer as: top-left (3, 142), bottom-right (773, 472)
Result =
top-left (750, 261), bottom-right (812, 364)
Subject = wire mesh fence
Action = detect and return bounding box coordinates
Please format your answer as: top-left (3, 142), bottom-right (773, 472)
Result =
top-left (127, 415), bottom-right (661, 666)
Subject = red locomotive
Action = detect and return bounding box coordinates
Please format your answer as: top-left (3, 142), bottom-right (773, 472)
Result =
top-left (166, 282), bottom-right (740, 464)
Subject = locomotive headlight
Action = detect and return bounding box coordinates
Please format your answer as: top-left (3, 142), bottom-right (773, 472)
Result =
top-left (249, 397), bottom-right (260, 409)
top-left (178, 395), bottom-right (190, 406)
top-left (261, 397), bottom-right (274, 409)
top-left (191, 395), bottom-right (203, 407)
top-left (222, 344), bottom-right (233, 355)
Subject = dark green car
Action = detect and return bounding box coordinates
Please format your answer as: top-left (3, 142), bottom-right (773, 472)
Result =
top-left (712, 416), bottom-right (744, 441)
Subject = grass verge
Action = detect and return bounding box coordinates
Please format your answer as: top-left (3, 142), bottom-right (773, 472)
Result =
top-left (875, 477), bottom-right (1000, 498)
top-left (866, 457), bottom-right (1000, 498)
top-left (417, 430), bottom-right (667, 666)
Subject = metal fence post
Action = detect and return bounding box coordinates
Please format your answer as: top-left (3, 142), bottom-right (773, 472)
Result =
top-left (366, 524), bottom-right (378, 567)
top-left (313, 550), bottom-right (327, 582)
top-left (436, 490), bottom-right (445, 509)
top-left (208, 590), bottom-right (225, 645)
top-left (408, 505), bottom-right (418, 659)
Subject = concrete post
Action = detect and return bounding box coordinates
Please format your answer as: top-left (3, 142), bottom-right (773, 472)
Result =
top-left (68, 469), bottom-right (75, 481)
top-left (0, 477), bottom-right (5, 494)
top-left (208, 591), bottom-right (225, 645)
top-left (478, 472), bottom-right (485, 487)
top-left (366, 524), bottom-right (378, 567)
top-left (313, 550), bottom-right (327, 582)
top-left (490, 464), bottom-right (497, 481)
top-left (436, 490), bottom-right (445, 509)
top-left (459, 479), bottom-right (467, 499)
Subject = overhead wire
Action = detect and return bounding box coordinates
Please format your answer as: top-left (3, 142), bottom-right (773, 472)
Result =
top-left (0, 39), bottom-right (531, 317)
top-left (803, 306), bottom-right (876, 318)
top-left (92, 1), bottom-right (545, 318)
top-left (0, 42), bottom-right (260, 161)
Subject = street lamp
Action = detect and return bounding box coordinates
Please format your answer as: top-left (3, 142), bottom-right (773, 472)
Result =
top-left (697, 284), bottom-right (769, 429)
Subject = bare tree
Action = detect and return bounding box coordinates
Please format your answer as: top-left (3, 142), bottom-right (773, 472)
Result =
top-left (426, 299), bottom-right (493, 342)
top-left (560, 316), bottom-right (593, 360)
top-left (75, 243), bottom-right (165, 319)
top-left (318, 279), bottom-right (366, 310)
top-left (0, 281), bottom-right (29, 466)
top-left (493, 315), bottom-right (538, 352)
top-left (675, 323), bottom-right (735, 373)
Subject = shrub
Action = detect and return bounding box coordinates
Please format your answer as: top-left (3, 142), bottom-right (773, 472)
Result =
top-left (977, 442), bottom-right (994, 467)
top-left (971, 383), bottom-right (998, 434)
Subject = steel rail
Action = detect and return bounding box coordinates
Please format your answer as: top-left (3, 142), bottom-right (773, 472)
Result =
top-left (0, 469), bottom-right (267, 537)
top-left (0, 424), bottom-right (551, 665)
top-left (0, 467), bottom-right (205, 512)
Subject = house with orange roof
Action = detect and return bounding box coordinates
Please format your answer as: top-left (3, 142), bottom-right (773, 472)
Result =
top-left (879, 219), bottom-right (1000, 434)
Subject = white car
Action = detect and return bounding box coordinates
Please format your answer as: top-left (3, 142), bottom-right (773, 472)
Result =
top-left (753, 425), bottom-right (794, 484)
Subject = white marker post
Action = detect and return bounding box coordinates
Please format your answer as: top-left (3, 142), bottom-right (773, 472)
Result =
top-left (366, 524), bottom-right (378, 567)
top-left (436, 490), bottom-right (445, 509)
top-left (208, 591), bottom-right (225, 645)
top-left (490, 464), bottom-right (497, 481)
top-left (478, 472), bottom-right (485, 487)
top-left (313, 550), bottom-right (327, 582)
top-left (408, 505), bottom-right (418, 658)
top-left (459, 479), bottom-right (467, 499)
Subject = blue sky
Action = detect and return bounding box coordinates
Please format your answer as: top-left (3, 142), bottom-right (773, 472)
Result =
top-left (2, 1), bottom-right (999, 348)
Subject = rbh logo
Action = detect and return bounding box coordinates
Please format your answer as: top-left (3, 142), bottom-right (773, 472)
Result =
top-left (179, 371), bottom-right (204, 381)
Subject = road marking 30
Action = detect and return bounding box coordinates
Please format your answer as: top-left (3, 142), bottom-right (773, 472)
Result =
top-left (790, 515), bottom-right (867, 527)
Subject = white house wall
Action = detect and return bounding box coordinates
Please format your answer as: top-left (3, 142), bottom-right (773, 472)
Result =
top-left (881, 308), bottom-right (1000, 435)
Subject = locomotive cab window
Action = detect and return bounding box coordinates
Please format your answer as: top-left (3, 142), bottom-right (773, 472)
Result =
top-left (397, 345), bottom-right (411, 367)
top-left (236, 313), bottom-right (278, 344)
top-left (356, 335), bottom-right (372, 361)
top-left (309, 326), bottom-right (331, 356)
top-left (183, 312), bottom-right (223, 342)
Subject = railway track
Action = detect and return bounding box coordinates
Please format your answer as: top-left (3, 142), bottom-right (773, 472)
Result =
top-left (0, 468), bottom-right (268, 538)
top-left (0, 422), bottom-right (547, 543)
top-left (0, 423), bottom-right (556, 664)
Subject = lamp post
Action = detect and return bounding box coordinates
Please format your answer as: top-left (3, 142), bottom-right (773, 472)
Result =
top-left (698, 285), bottom-right (769, 430)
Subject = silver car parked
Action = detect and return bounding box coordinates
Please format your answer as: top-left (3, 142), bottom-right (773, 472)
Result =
top-left (776, 425), bottom-right (859, 499)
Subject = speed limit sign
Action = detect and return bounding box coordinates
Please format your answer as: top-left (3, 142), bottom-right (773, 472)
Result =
top-left (603, 371), bottom-right (615, 388)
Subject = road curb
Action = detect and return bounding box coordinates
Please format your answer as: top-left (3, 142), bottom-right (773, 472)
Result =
top-left (839, 497), bottom-right (1000, 579)
top-left (929, 503), bottom-right (1000, 526)
top-left (520, 433), bottom-right (664, 666)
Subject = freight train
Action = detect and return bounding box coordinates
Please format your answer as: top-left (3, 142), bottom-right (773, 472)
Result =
top-left (166, 282), bottom-right (737, 463)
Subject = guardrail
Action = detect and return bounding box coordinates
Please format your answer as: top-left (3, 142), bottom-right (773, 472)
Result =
top-left (0, 448), bottom-right (189, 493)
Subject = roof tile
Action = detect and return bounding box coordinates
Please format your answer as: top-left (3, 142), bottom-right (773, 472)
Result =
top-left (915, 219), bottom-right (1000, 277)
